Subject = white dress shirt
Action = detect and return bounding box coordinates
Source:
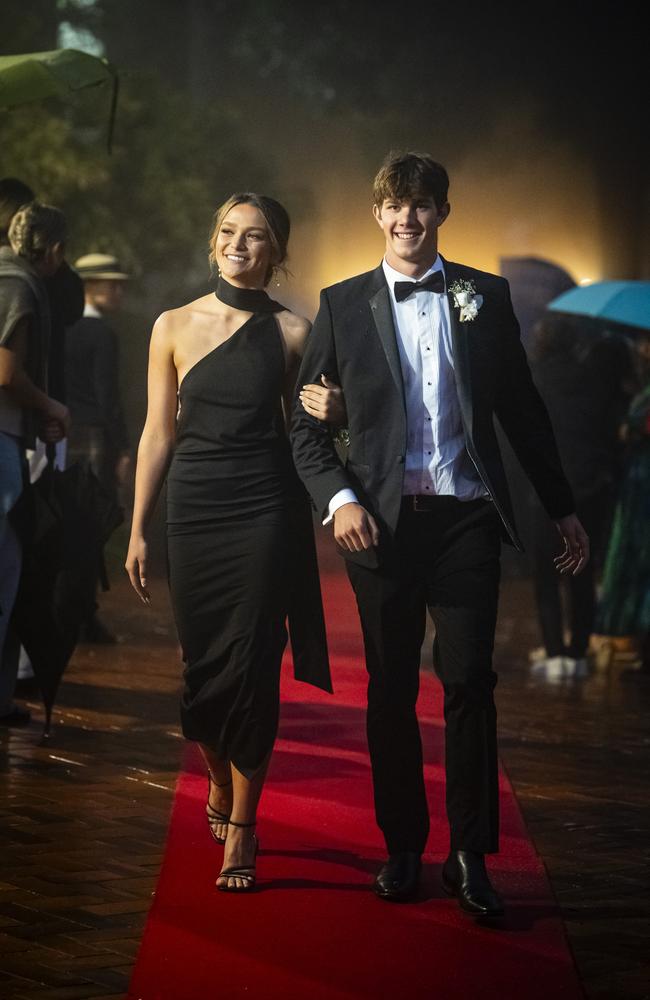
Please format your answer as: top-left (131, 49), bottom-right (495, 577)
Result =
top-left (326, 255), bottom-right (485, 521)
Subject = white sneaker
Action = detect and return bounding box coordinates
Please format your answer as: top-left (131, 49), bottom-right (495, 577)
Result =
top-left (564, 657), bottom-right (589, 678)
top-left (531, 654), bottom-right (566, 680)
top-left (545, 655), bottom-right (567, 680)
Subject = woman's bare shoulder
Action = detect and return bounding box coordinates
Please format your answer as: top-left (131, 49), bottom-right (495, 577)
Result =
top-left (156, 293), bottom-right (216, 325)
top-left (152, 294), bottom-right (216, 339)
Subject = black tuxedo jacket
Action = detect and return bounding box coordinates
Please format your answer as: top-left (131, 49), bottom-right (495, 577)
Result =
top-left (290, 258), bottom-right (575, 568)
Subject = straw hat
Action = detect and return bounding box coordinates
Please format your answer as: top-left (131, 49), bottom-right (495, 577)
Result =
top-left (74, 253), bottom-right (130, 280)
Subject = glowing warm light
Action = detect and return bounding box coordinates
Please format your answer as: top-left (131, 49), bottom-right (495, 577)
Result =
top-left (283, 121), bottom-right (607, 318)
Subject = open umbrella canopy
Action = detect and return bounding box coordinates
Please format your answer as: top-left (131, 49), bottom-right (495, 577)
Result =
top-left (548, 281), bottom-right (650, 332)
top-left (0, 48), bottom-right (118, 150)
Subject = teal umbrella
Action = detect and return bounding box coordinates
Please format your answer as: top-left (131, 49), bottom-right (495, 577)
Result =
top-left (548, 281), bottom-right (650, 332)
top-left (0, 48), bottom-right (118, 151)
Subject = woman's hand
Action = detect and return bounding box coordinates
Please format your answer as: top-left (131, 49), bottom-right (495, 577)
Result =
top-left (115, 453), bottom-right (132, 487)
top-left (299, 374), bottom-right (347, 427)
top-left (38, 416), bottom-right (65, 443)
top-left (37, 400), bottom-right (70, 442)
top-left (46, 399), bottom-right (71, 436)
top-left (125, 535), bottom-right (151, 604)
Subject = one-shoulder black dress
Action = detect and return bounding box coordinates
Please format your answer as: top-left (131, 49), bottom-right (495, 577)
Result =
top-left (166, 308), bottom-right (330, 778)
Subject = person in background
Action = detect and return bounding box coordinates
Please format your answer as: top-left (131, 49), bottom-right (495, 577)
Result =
top-left (0, 178), bottom-right (84, 692)
top-left (596, 334), bottom-right (650, 674)
top-left (0, 202), bottom-right (70, 726)
top-left (65, 253), bottom-right (131, 644)
top-left (0, 177), bottom-right (84, 422)
top-left (529, 314), bottom-right (634, 679)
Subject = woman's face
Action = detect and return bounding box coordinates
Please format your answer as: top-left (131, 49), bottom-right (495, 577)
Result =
top-left (215, 203), bottom-right (274, 287)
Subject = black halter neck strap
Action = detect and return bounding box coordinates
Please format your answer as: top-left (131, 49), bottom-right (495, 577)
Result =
top-left (215, 275), bottom-right (284, 314)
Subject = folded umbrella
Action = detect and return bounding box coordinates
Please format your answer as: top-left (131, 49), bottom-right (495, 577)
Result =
top-left (9, 454), bottom-right (123, 734)
top-left (548, 281), bottom-right (650, 332)
top-left (0, 48), bottom-right (118, 151)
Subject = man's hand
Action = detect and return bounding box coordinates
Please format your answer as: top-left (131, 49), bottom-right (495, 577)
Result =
top-left (553, 514), bottom-right (590, 576)
top-left (333, 502), bottom-right (379, 552)
top-left (299, 374), bottom-right (347, 426)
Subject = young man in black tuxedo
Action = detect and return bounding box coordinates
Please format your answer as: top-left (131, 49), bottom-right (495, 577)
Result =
top-left (291, 152), bottom-right (588, 915)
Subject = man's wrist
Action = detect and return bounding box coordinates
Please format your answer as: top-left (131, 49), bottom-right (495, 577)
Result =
top-left (324, 487), bottom-right (359, 525)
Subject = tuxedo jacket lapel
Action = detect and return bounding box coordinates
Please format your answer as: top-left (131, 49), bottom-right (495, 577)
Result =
top-left (443, 258), bottom-right (474, 436)
top-left (368, 268), bottom-right (406, 410)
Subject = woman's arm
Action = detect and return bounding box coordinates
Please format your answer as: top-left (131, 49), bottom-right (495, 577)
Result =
top-left (0, 319), bottom-right (70, 437)
top-left (277, 312), bottom-right (310, 430)
top-left (125, 314), bottom-right (178, 603)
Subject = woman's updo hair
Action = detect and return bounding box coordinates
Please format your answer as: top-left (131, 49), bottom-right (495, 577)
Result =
top-left (208, 192), bottom-right (290, 286)
top-left (8, 202), bottom-right (66, 263)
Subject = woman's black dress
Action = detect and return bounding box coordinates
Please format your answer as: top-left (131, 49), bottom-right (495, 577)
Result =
top-left (166, 306), bottom-right (329, 778)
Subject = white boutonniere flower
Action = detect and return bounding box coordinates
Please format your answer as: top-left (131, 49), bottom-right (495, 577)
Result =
top-left (449, 279), bottom-right (483, 323)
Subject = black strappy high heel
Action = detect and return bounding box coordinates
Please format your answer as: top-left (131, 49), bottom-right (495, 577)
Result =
top-left (206, 773), bottom-right (232, 845)
top-left (217, 820), bottom-right (258, 892)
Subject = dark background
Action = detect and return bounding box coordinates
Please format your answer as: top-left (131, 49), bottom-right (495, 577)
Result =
top-left (2, 0), bottom-right (648, 488)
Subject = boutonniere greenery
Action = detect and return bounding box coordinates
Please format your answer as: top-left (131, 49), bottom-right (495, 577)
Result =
top-left (449, 279), bottom-right (483, 323)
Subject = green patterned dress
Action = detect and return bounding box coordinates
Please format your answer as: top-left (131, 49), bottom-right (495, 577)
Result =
top-left (597, 383), bottom-right (650, 635)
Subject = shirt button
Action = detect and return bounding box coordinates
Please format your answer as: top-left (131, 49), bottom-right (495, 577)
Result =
top-left (427, 381), bottom-right (432, 386)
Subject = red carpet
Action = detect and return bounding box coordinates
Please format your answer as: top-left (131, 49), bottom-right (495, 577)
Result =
top-left (129, 569), bottom-right (583, 1000)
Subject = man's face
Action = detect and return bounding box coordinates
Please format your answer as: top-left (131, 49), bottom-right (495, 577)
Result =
top-left (85, 280), bottom-right (125, 313)
top-left (373, 194), bottom-right (450, 276)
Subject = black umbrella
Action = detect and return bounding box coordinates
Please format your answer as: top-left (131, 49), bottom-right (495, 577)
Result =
top-left (9, 449), bottom-right (123, 734)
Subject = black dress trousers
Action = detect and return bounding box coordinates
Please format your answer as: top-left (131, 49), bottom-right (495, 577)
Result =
top-left (346, 496), bottom-right (502, 855)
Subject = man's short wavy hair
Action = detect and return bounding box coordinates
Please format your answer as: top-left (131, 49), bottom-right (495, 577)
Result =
top-left (373, 151), bottom-right (449, 211)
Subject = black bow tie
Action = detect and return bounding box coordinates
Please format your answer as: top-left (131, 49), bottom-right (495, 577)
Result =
top-left (394, 271), bottom-right (446, 302)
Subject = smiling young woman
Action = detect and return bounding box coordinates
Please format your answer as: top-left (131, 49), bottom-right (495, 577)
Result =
top-left (125, 193), bottom-right (343, 893)
top-left (209, 193), bottom-right (290, 289)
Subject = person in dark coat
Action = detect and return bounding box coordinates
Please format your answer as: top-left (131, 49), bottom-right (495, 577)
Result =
top-left (0, 202), bottom-right (70, 725)
top-left (529, 314), bottom-right (634, 679)
top-left (66, 253), bottom-right (131, 642)
top-left (0, 180), bottom-right (85, 692)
